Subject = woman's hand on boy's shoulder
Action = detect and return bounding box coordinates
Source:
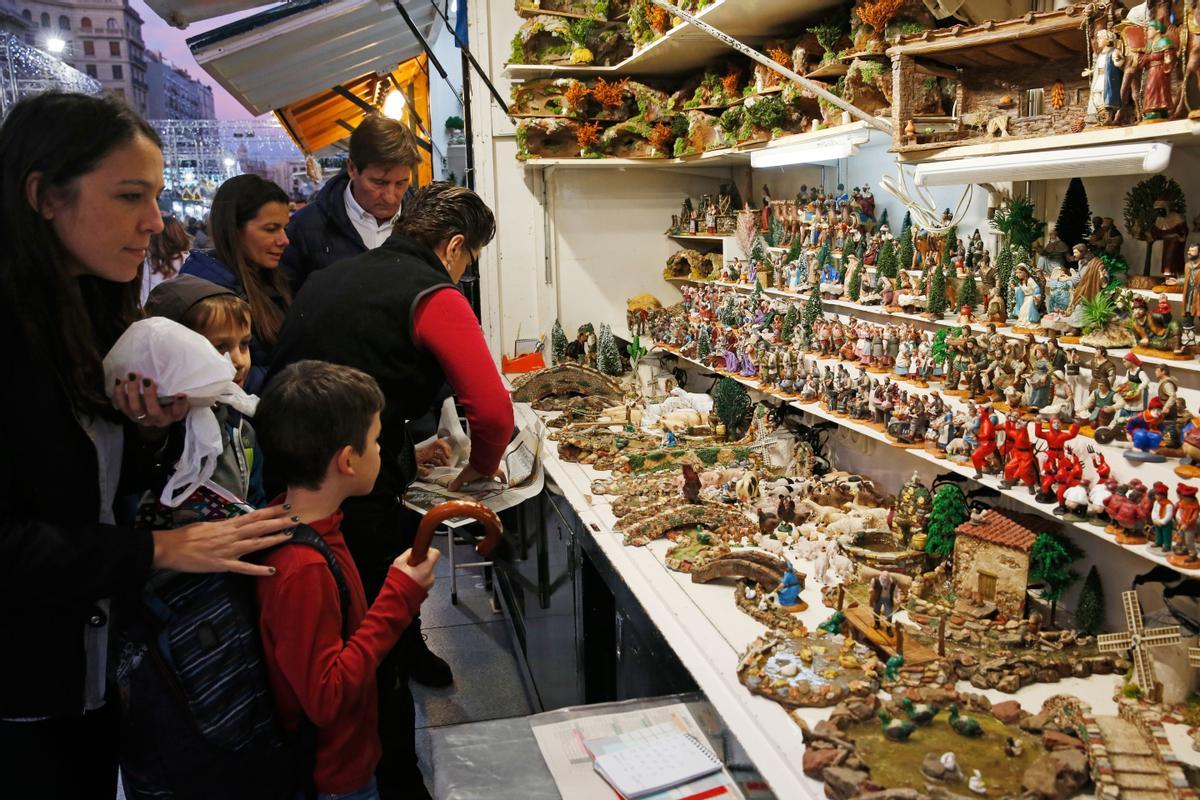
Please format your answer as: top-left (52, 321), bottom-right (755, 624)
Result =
top-left (151, 505), bottom-right (298, 576)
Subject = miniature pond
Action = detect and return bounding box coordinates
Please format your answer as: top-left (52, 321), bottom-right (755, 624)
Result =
top-left (844, 710), bottom-right (1045, 793)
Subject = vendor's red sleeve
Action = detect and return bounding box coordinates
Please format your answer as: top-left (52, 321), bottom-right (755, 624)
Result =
top-left (413, 288), bottom-right (514, 475)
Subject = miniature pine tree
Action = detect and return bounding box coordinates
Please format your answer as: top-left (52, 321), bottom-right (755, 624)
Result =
top-left (596, 323), bottom-right (622, 375)
top-left (896, 223), bottom-right (914, 272)
top-left (940, 224), bottom-right (958, 269)
top-left (719, 295), bottom-right (737, 326)
top-left (767, 213), bottom-right (784, 248)
top-left (925, 484), bottom-right (967, 559)
top-left (847, 259), bottom-right (862, 301)
top-left (877, 239), bottom-right (898, 280)
top-left (855, 235), bottom-right (867, 266)
top-left (781, 304), bottom-right (799, 342)
top-left (900, 209), bottom-right (912, 240)
top-left (712, 377), bottom-right (752, 438)
top-left (815, 241), bottom-right (831, 275)
top-left (959, 271), bottom-right (980, 311)
top-left (1029, 530), bottom-right (1083, 627)
top-left (879, 209), bottom-right (889, 229)
top-left (1074, 565), bottom-right (1104, 636)
top-left (752, 279), bottom-right (763, 301)
top-left (927, 260), bottom-right (947, 317)
top-left (785, 234), bottom-right (804, 263)
top-left (1055, 177), bottom-right (1092, 251)
top-left (801, 288), bottom-right (823, 346)
top-left (551, 319), bottom-right (568, 364)
top-left (995, 243), bottom-right (1014, 315)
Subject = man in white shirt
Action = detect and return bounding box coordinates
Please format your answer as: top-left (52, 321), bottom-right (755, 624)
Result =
top-left (280, 113), bottom-right (420, 291)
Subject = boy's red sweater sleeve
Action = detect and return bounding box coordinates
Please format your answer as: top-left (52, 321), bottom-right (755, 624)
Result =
top-left (259, 564), bottom-right (426, 728)
top-left (413, 287), bottom-right (514, 475)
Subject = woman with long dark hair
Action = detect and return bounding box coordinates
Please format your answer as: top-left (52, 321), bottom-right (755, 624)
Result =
top-left (139, 214), bottom-right (190, 307)
top-left (0, 92), bottom-right (297, 800)
top-left (181, 174), bottom-right (291, 393)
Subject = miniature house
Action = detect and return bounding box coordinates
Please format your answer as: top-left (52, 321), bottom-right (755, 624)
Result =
top-left (888, 4), bottom-right (1097, 153)
top-left (951, 510), bottom-right (1036, 619)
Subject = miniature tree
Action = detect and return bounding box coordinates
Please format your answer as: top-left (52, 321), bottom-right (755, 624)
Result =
top-left (940, 224), bottom-right (958, 270)
top-left (878, 208), bottom-right (889, 230)
top-left (991, 195), bottom-right (1045, 254)
top-left (925, 483), bottom-right (967, 559)
top-left (781, 304), bottom-right (799, 341)
top-left (958, 270), bottom-right (980, 311)
top-left (767, 213), bottom-right (784, 248)
top-left (749, 236), bottom-right (770, 283)
top-left (847, 259), bottom-right (862, 301)
top-left (1029, 530), bottom-right (1083, 627)
top-left (995, 243), bottom-right (1014, 305)
top-left (896, 223), bottom-right (913, 272)
top-left (1055, 177), bottom-right (1092, 251)
top-left (855, 235), bottom-right (867, 266)
top-left (696, 330), bottom-right (711, 360)
top-left (1074, 565), bottom-right (1104, 636)
top-left (719, 295), bottom-right (738, 326)
top-left (596, 323), bottom-right (622, 375)
top-left (785, 234), bottom-right (805, 264)
top-left (815, 241), bottom-right (832, 275)
top-left (551, 319), bottom-right (568, 364)
top-left (801, 288), bottom-right (823, 346)
top-left (927, 260), bottom-right (947, 317)
top-left (712, 377), bottom-right (752, 438)
top-left (877, 238), bottom-right (898, 280)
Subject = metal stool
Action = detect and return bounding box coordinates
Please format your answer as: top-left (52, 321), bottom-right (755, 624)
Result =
top-left (436, 516), bottom-right (495, 606)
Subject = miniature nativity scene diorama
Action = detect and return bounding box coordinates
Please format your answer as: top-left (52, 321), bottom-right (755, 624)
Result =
top-left (499, 0), bottom-right (1200, 795)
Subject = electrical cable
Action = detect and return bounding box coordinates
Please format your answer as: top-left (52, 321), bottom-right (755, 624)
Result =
top-left (878, 161), bottom-right (975, 233)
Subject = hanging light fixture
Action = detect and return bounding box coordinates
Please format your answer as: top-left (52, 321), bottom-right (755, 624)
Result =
top-left (382, 89), bottom-right (407, 120)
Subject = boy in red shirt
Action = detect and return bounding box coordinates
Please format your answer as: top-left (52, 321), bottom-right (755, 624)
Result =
top-left (254, 360), bottom-right (439, 800)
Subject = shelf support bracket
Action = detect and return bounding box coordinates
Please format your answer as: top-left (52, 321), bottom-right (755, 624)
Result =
top-left (646, 0), bottom-right (893, 135)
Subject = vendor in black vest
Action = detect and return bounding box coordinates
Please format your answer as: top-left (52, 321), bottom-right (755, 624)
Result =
top-left (269, 183), bottom-right (512, 800)
top-left (279, 114), bottom-right (421, 293)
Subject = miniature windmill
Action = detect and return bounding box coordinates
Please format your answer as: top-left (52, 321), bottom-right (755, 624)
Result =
top-left (1097, 591), bottom-right (1182, 703)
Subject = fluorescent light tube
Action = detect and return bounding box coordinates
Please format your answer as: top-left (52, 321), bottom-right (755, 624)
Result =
top-left (750, 141), bottom-right (860, 169)
top-left (912, 142), bottom-right (1172, 187)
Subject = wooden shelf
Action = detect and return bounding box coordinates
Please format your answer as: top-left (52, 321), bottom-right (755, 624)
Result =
top-left (504, 0), bottom-right (843, 81)
top-left (659, 344), bottom-right (1200, 577)
top-left (668, 233), bottom-right (731, 243)
top-left (681, 278), bottom-right (1200, 386)
top-left (522, 121), bottom-right (876, 170)
top-left (897, 117), bottom-right (1200, 164)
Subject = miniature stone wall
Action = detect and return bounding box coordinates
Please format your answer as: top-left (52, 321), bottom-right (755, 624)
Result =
top-left (951, 536), bottom-right (1030, 620)
top-left (959, 61), bottom-right (1087, 139)
top-left (1116, 700), bottom-right (1199, 800)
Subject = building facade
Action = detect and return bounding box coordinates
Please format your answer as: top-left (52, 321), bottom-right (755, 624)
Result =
top-left (146, 49), bottom-right (214, 120)
top-left (10, 0), bottom-right (147, 115)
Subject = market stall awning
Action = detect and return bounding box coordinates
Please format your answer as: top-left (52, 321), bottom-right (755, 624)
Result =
top-left (142, 0), bottom-right (277, 29)
top-left (276, 54), bottom-right (433, 184)
top-left (186, 0), bottom-right (437, 117)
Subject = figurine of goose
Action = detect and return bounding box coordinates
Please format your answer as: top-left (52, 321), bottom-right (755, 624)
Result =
top-left (878, 709), bottom-right (916, 741)
top-left (901, 696), bottom-right (939, 725)
top-left (968, 769), bottom-right (987, 795)
top-left (948, 704), bottom-right (983, 738)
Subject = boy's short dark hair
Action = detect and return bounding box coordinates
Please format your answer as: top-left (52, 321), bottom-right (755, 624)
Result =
top-left (348, 113), bottom-right (421, 172)
top-left (257, 360), bottom-right (385, 490)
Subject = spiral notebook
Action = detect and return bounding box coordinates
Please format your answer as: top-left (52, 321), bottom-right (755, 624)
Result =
top-left (586, 722), bottom-right (723, 799)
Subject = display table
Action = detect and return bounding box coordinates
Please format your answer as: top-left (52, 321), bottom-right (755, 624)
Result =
top-left (507, 399), bottom-right (1164, 800)
top-left (430, 693), bottom-right (767, 800)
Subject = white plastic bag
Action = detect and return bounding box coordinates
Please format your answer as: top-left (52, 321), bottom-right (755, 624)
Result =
top-left (103, 317), bottom-right (258, 507)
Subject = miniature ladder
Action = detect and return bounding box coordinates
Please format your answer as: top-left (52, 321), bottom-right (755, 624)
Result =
top-left (1092, 716), bottom-right (1174, 800)
top-left (1097, 592), bottom-right (1182, 703)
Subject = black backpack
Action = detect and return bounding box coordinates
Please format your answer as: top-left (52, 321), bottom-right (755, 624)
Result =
top-left (116, 512), bottom-right (350, 800)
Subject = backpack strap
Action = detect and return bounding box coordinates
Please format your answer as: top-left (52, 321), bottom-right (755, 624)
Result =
top-left (278, 524), bottom-right (352, 641)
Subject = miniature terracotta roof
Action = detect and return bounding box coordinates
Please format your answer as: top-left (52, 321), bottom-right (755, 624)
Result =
top-left (954, 510), bottom-right (1037, 552)
top-left (887, 3), bottom-right (1092, 67)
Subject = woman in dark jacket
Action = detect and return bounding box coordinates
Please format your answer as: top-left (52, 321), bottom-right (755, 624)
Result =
top-left (0, 93), bottom-right (296, 800)
top-left (181, 174), bottom-right (291, 393)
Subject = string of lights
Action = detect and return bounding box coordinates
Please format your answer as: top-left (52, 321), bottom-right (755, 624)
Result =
top-left (0, 33), bottom-right (100, 117)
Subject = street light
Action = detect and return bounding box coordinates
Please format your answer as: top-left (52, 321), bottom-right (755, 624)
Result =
top-left (46, 37), bottom-right (66, 54)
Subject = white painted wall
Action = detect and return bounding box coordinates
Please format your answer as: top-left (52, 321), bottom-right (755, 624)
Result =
top-left (426, 13), bottom-right (464, 182)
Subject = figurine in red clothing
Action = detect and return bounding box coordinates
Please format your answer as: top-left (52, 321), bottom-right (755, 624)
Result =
top-left (1105, 479), bottom-right (1151, 544)
top-left (1170, 484), bottom-right (1200, 568)
top-left (1035, 417), bottom-right (1080, 476)
top-left (971, 405), bottom-right (999, 478)
top-left (1001, 411), bottom-right (1038, 493)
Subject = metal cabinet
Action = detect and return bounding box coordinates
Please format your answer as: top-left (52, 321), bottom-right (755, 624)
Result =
top-left (495, 477), bottom-right (697, 712)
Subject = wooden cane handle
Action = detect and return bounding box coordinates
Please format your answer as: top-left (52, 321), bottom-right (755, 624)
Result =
top-left (408, 499), bottom-right (503, 566)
